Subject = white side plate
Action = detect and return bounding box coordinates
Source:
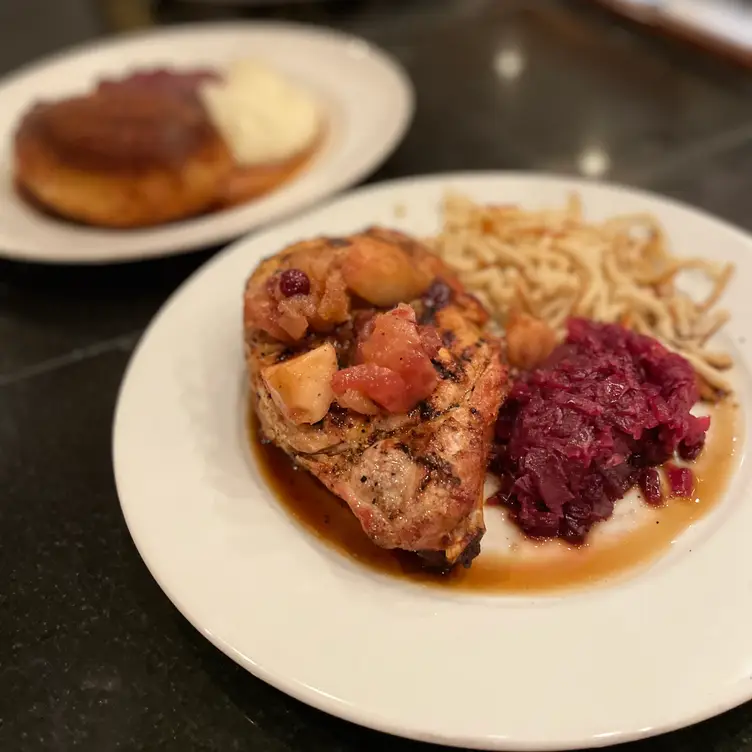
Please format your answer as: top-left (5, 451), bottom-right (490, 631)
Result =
top-left (0, 22), bottom-right (413, 263)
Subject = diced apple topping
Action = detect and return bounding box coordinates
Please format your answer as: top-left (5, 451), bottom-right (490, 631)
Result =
top-left (341, 236), bottom-right (431, 307)
top-left (335, 388), bottom-right (380, 416)
top-left (262, 343), bottom-right (338, 424)
top-left (331, 305), bottom-right (440, 414)
top-left (505, 311), bottom-right (557, 370)
top-left (243, 238), bottom-right (351, 343)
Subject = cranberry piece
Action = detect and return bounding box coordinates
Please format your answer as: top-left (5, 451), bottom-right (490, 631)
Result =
top-left (423, 278), bottom-right (453, 310)
top-left (638, 468), bottom-right (663, 505)
top-left (665, 464), bottom-right (695, 498)
top-left (279, 269), bottom-right (310, 297)
top-left (678, 436), bottom-right (705, 462)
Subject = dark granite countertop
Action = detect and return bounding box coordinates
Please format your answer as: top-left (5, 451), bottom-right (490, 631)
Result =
top-left (3, 1), bottom-right (752, 750)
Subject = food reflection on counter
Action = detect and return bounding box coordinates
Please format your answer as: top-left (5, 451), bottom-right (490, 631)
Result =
top-left (13, 60), bottom-right (323, 228)
top-left (243, 194), bottom-right (739, 592)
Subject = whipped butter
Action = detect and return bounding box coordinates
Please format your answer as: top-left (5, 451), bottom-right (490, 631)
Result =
top-left (199, 59), bottom-right (321, 166)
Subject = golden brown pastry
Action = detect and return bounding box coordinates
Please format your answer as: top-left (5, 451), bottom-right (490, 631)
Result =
top-left (217, 137), bottom-right (319, 209)
top-left (13, 87), bottom-right (234, 228)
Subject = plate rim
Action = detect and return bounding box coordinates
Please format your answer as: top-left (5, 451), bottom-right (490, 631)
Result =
top-left (113, 171), bottom-right (752, 751)
top-left (0, 20), bottom-right (414, 264)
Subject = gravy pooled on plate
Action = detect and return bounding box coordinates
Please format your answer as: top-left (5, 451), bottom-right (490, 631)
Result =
top-left (250, 398), bottom-right (738, 593)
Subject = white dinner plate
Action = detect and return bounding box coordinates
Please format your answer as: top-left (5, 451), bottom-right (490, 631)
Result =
top-left (113, 173), bottom-right (752, 751)
top-left (0, 22), bottom-right (412, 263)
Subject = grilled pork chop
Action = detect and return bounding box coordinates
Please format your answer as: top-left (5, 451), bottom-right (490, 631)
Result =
top-left (244, 228), bottom-right (507, 569)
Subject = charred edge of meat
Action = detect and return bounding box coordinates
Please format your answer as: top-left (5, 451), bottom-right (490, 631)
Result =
top-left (248, 330), bottom-right (287, 353)
top-left (328, 403), bottom-right (350, 427)
top-left (416, 529), bottom-right (485, 573)
top-left (292, 402), bottom-right (462, 461)
top-left (282, 321), bottom-right (362, 368)
top-left (431, 358), bottom-right (463, 382)
top-left (417, 452), bottom-right (458, 482)
top-left (418, 309), bottom-right (433, 326)
top-left (349, 294), bottom-right (377, 313)
top-left (415, 454), bottom-right (461, 494)
top-left (272, 331), bottom-right (328, 363)
top-left (459, 346), bottom-right (476, 363)
top-left (418, 400), bottom-right (437, 421)
top-left (329, 322), bottom-right (356, 367)
top-left (275, 347), bottom-right (298, 363)
top-left (410, 398), bottom-right (462, 424)
top-left (441, 330), bottom-right (457, 348)
top-left (395, 441), bottom-right (411, 457)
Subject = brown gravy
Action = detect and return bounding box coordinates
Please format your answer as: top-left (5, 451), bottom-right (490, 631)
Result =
top-left (249, 400), bottom-right (740, 593)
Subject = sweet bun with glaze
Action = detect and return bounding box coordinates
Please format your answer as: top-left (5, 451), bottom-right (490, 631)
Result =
top-left (218, 137), bottom-right (320, 209)
top-left (13, 87), bottom-right (234, 228)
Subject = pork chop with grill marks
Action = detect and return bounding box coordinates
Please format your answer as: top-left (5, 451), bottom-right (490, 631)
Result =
top-left (244, 228), bottom-right (507, 569)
